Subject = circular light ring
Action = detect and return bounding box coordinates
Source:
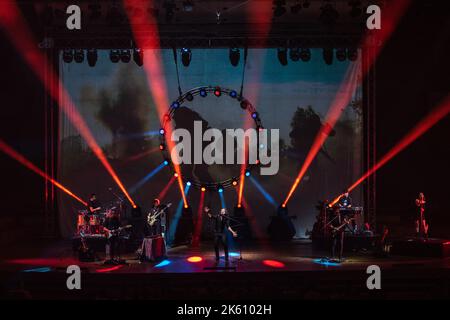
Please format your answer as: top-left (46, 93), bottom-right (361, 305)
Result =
top-left (160, 86), bottom-right (263, 191)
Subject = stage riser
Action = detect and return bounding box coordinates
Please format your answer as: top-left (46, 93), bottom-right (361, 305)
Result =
top-left (391, 239), bottom-right (450, 258)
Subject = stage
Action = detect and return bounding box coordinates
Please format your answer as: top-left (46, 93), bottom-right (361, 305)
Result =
top-left (1, 239), bottom-right (449, 299)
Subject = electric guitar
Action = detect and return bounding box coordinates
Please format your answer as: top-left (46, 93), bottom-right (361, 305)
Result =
top-left (331, 218), bottom-right (354, 235)
top-left (147, 203), bottom-right (172, 226)
top-left (103, 225), bottom-right (132, 239)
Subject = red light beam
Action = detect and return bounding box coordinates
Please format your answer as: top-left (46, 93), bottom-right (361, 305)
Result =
top-left (0, 139), bottom-right (87, 206)
top-left (123, 0), bottom-right (187, 208)
top-left (0, 1), bottom-right (137, 208)
top-left (282, 0), bottom-right (411, 207)
top-left (347, 96), bottom-right (450, 194)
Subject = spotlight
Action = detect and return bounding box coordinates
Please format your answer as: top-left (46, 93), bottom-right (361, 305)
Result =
top-left (159, 144), bottom-right (165, 150)
top-left (273, 1), bottom-right (287, 17)
top-left (110, 49), bottom-right (120, 63)
top-left (133, 48), bottom-right (144, 66)
top-left (87, 49), bottom-right (97, 67)
top-left (201, 187), bottom-right (206, 192)
top-left (74, 49), bottom-right (84, 63)
top-left (181, 48), bottom-right (191, 67)
top-left (120, 49), bottom-right (131, 63)
top-left (240, 100), bottom-right (250, 109)
top-left (300, 48), bottom-right (311, 62)
top-left (62, 49), bottom-right (73, 63)
top-left (245, 170), bottom-right (251, 177)
top-left (347, 48), bottom-right (358, 61)
top-left (159, 128), bottom-right (165, 135)
top-left (199, 88), bottom-right (207, 97)
top-left (186, 92), bottom-right (194, 101)
top-left (174, 172), bottom-right (179, 178)
top-left (289, 48), bottom-right (301, 62)
top-left (277, 48), bottom-right (288, 66)
top-left (217, 185), bottom-right (224, 193)
top-left (323, 48), bottom-right (333, 65)
top-left (251, 112), bottom-right (259, 119)
top-left (320, 3), bottom-right (339, 27)
top-left (232, 179), bottom-right (238, 186)
top-left (171, 101), bottom-right (180, 109)
top-left (214, 87), bottom-right (221, 97)
top-left (230, 90), bottom-right (237, 98)
top-left (163, 160), bottom-right (169, 166)
top-left (336, 48), bottom-right (347, 62)
top-left (186, 181), bottom-right (192, 186)
top-left (229, 48), bottom-right (240, 67)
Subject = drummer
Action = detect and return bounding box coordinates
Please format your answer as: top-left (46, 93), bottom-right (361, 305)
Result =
top-left (88, 193), bottom-right (102, 214)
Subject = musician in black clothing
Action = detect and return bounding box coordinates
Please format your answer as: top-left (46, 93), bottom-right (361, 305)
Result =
top-left (146, 198), bottom-right (166, 237)
top-left (103, 211), bottom-right (121, 263)
top-left (88, 193), bottom-right (102, 213)
top-left (205, 206), bottom-right (238, 262)
top-left (330, 207), bottom-right (345, 262)
top-left (338, 191), bottom-right (352, 209)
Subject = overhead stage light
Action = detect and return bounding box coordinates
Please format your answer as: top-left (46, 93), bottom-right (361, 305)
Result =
top-left (245, 170), bottom-right (251, 177)
top-left (300, 48), bottom-right (311, 62)
top-left (199, 88), bottom-right (207, 97)
top-left (74, 49), bottom-right (84, 63)
top-left (214, 87), bottom-right (221, 97)
top-left (217, 185), bottom-right (224, 193)
top-left (186, 92), bottom-right (194, 101)
top-left (62, 49), bottom-right (73, 63)
top-left (87, 49), bottom-right (97, 67)
top-left (336, 48), bottom-right (347, 62)
top-left (240, 100), bottom-right (249, 109)
top-left (289, 48), bottom-right (301, 62)
top-left (181, 48), bottom-right (191, 67)
top-left (320, 3), bottom-right (339, 27)
top-left (230, 90), bottom-right (238, 98)
top-left (133, 48), bottom-right (144, 66)
top-left (120, 49), bottom-right (131, 63)
top-left (171, 101), bottom-right (180, 109)
top-left (229, 48), bottom-right (240, 66)
top-left (201, 187), bottom-right (206, 192)
top-left (323, 48), bottom-right (333, 65)
top-left (251, 112), bottom-right (259, 119)
top-left (347, 48), bottom-right (358, 61)
top-left (277, 48), bottom-right (288, 66)
top-left (110, 49), bottom-right (120, 63)
top-left (159, 128), bottom-right (165, 135)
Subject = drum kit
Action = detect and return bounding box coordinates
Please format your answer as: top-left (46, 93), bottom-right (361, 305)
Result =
top-left (76, 203), bottom-right (121, 235)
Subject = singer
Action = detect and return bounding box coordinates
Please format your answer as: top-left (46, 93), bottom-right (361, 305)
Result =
top-left (204, 206), bottom-right (238, 262)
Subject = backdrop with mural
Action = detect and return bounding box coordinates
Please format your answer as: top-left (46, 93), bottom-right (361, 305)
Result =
top-left (58, 48), bottom-right (363, 239)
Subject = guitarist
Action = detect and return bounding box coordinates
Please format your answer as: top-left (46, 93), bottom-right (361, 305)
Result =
top-left (146, 198), bottom-right (168, 237)
top-left (330, 207), bottom-right (350, 262)
top-left (103, 210), bottom-right (121, 263)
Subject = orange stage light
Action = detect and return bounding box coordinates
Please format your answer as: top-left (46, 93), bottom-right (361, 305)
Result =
top-left (0, 139), bottom-right (87, 206)
top-left (0, 1), bottom-right (137, 209)
top-left (123, 0), bottom-right (187, 208)
top-left (281, 0), bottom-right (411, 207)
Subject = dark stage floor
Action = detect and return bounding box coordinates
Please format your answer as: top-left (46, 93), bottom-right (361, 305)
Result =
top-left (1, 239), bottom-right (450, 299)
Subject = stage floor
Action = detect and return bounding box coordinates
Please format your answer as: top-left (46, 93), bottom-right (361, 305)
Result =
top-left (1, 239), bottom-right (449, 274)
top-left (1, 239), bottom-right (450, 299)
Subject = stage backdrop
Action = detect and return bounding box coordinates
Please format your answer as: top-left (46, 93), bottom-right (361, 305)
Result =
top-left (58, 48), bottom-right (363, 239)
